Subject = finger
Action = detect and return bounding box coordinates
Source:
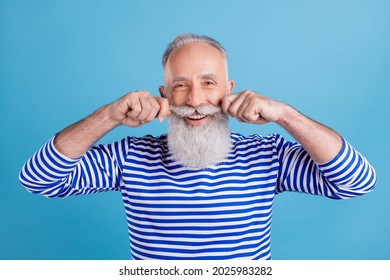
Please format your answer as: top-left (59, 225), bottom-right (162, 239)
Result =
top-left (234, 103), bottom-right (253, 123)
top-left (246, 101), bottom-right (269, 124)
top-left (121, 117), bottom-right (142, 127)
top-left (226, 92), bottom-right (250, 118)
top-left (125, 91), bottom-right (149, 119)
top-left (242, 99), bottom-right (266, 123)
top-left (143, 97), bottom-right (161, 123)
top-left (127, 97), bottom-right (142, 119)
top-left (156, 97), bottom-right (171, 122)
top-left (236, 101), bottom-right (254, 122)
top-left (222, 94), bottom-right (240, 113)
top-left (138, 94), bottom-right (153, 121)
top-left (237, 94), bottom-right (264, 123)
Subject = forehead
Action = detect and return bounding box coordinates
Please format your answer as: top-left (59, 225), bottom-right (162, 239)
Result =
top-left (168, 42), bottom-right (224, 61)
top-left (164, 43), bottom-right (227, 76)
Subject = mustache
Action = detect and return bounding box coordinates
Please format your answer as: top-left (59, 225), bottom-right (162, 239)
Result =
top-left (169, 104), bottom-right (221, 117)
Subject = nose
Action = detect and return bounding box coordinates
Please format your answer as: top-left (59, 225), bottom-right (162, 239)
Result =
top-left (186, 86), bottom-right (207, 108)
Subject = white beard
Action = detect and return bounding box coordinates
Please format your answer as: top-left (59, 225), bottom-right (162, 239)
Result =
top-left (167, 105), bottom-right (232, 169)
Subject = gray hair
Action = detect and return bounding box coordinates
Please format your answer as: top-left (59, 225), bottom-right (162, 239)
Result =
top-left (162, 33), bottom-right (227, 67)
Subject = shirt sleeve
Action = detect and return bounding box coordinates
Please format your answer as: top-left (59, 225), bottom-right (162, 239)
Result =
top-left (274, 134), bottom-right (377, 199)
top-left (19, 135), bottom-right (129, 198)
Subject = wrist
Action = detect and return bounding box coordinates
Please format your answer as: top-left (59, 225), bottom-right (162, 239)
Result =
top-left (92, 105), bottom-right (121, 130)
top-left (275, 103), bottom-right (296, 127)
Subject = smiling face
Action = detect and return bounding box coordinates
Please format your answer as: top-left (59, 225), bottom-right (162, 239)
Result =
top-left (160, 42), bottom-right (234, 126)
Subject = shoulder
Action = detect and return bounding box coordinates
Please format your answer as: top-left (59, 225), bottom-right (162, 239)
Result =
top-left (230, 131), bottom-right (284, 146)
top-left (125, 134), bottom-right (168, 151)
top-left (230, 132), bottom-right (288, 157)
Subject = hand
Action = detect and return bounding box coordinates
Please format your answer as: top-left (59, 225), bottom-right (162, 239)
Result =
top-left (106, 90), bottom-right (170, 127)
top-left (222, 90), bottom-right (286, 124)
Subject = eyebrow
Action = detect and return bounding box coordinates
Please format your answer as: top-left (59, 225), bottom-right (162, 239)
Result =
top-left (171, 73), bottom-right (218, 83)
top-left (200, 73), bottom-right (218, 80)
top-left (172, 76), bottom-right (187, 83)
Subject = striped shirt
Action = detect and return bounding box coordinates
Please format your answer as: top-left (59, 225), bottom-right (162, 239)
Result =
top-left (19, 132), bottom-right (376, 259)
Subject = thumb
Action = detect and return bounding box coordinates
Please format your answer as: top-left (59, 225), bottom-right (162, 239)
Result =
top-left (155, 96), bottom-right (171, 122)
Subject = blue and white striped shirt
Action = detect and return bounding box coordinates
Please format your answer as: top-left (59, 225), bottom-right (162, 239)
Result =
top-left (19, 132), bottom-right (376, 259)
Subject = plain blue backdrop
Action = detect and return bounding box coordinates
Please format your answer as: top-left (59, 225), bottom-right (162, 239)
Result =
top-left (1, 0), bottom-right (389, 260)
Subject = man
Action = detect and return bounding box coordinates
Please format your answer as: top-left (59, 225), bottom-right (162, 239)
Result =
top-left (19, 33), bottom-right (376, 260)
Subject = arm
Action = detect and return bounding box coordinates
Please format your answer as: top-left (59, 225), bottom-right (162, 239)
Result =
top-left (19, 136), bottom-right (128, 197)
top-left (274, 133), bottom-right (376, 198)
top-left (54, 90), bottom-right (170, 158)
top-left (222, 90), bottom-right (341, 163)
top-left (19, 91), bottom-right (170, 197)
top-left (222, 90), bottom-right (376, 198)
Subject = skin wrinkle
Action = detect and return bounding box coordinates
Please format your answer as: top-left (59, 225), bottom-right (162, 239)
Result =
top-left (160, 43), bottom-right (234, 114)
top-left (161, 42), bottom-right (235, 167)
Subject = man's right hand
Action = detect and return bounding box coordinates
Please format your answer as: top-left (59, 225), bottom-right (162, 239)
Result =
top-left (53, 90), bottom-right (170, 158)
top-left (106, 90), bottom-right (171, 128)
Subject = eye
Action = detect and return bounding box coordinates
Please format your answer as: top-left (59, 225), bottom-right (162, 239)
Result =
top-left (171, 82), bottom-right (189, 92)
top-left (173, 83), bottom-right (186, 88)
top-left (203, 80), bottom-right (216, 87)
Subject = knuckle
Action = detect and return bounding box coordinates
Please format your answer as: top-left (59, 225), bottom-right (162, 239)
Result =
top-left (247, 92), bottom-right (256, 99)
top-left (140, 91), bottom-right (150, 98)
top-left (243, 111), bottom-right (252, 119)
top-left (132, 90), bottom-right (147, 98)
top-left (143, 103), bottom-right (152, 111)
top-left (130, 90), bottom-right (140, 97)
top-left (152, 103), bottom-right (161, 111)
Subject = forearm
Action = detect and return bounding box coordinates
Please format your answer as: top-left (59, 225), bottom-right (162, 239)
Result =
top-left (276, 105), bottom-right (343, 164)
top-left (54, 105), bottom-right (120, 158)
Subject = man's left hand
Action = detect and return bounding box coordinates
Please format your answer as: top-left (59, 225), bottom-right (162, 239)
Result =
top-left (222, 90), bottom-right (286, 124)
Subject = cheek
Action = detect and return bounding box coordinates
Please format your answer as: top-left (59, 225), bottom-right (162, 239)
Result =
top-left (169, 86), bottom-right (228, 106)
top-left (208, 88), bottom-right (228, 105)
top-left (170, 93), bottom-right (187, 106)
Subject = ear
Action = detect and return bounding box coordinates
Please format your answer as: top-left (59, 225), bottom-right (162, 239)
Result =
top-left (159, 86), bottom-right (166, 98)
top-left (227, 80), bottom-right (235, 95)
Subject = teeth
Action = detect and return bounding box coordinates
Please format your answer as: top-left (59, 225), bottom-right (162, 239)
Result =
top-left (188, 114), bottom-right (206, 120)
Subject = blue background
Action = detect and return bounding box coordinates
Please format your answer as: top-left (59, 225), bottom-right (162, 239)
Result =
top-left (1, 0), bottom-right (389, 260)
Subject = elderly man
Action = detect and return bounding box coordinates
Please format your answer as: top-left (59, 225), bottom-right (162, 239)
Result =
top-left (19, 33), bottom-right (376, 260)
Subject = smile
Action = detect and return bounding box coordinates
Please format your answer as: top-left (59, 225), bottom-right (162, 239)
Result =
top-left (187, 113), bottom-right (207, 120)
top-left (185, 115), bottom-right (210, 126)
